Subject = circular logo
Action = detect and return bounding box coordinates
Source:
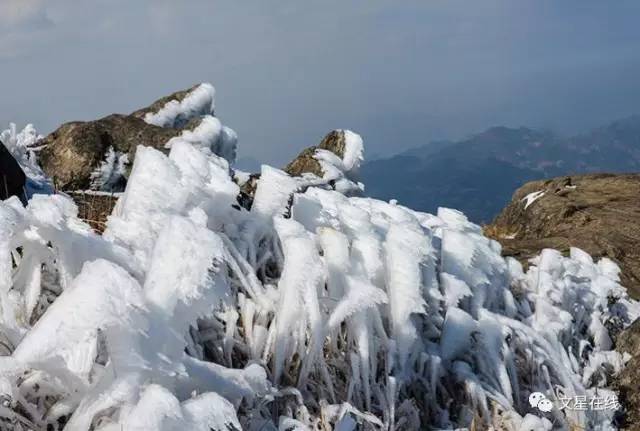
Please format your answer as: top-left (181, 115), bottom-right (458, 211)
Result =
top-left (528, 392), bottom-right (546, 408)
top-left (537, 398), bottom-right (553, 412)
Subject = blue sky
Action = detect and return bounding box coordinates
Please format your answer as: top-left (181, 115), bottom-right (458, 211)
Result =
top-left (1, 0), bottom-right (640, 165)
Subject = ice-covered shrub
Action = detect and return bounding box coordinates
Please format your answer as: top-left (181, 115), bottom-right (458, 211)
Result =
top-left (0, 123), bottom-right (52, 197)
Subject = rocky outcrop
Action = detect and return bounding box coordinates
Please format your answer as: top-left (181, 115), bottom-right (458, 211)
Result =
top-left (284, 129), bottom-right (350, 177)
top-left (0, 140), bottom-right (26, 201)
top-left (487, 174), bottom-right (640, 298)
top-left (33, 86), bottom-right (359, 230)
top-left (38, 114), bottom-right (179, 191)
top-left (37, 84), bottom-right (221, 192)
top-left (130, 85), bottom-right (201, 122)
top-left (237, 129), bottom-right (360, 210)
top-left (487, 173), bottom-right (640, 428)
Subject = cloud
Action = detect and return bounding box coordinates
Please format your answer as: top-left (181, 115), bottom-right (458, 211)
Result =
top-left (0, 0), bottom-right (51, 30)
top-left (1, 1), bottom-right (640, 165)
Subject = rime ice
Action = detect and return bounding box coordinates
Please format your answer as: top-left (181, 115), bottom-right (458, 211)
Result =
top-left (0, 84), bottom-right (638, 430)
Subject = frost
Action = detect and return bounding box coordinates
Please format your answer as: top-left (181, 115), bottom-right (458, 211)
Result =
top-left (522, 190), bottom-right (545, 209)
top-left (0, 123), bottom-right (53, 197)
top-left (341, 130), bottom-right (364, 172)
top-left (1, 87), bottom-right (638, 430)
top-left (142, 83), bottom-right (237, 164)
top-left (308, 130), bottom-right (365, 196)
top-left (144, 83), bottom-right (216, 128)
top-left (165, 116), bottom-right (237, 164)
top-left (90, 146), bottom-right (129, 192)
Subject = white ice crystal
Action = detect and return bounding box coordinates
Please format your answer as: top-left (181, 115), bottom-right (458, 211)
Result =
top-left (144, 83), bottom-right (216, 128)
top-left (341, 130), bottom-right (364, 172)
top-left (308, 129), bottom-right (365, 196)
top-left (1, 85), bottom-right (638, 430)
top-left (165, 116), bottom-right (237, 164)
top-left (90, 146), bottom-right (129, 191)
top-left (0, 123), bottom-right (52, 197)
top-left (522, 190), bottom-right (545, 209)
top-left (143, 83), bottom-right (238, 164)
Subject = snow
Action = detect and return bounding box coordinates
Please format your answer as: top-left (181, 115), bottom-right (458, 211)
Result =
top-left (251, 165), bottom-right (298, 219)
top-left (522, 190), bottom-right (546, 209)
top-left (1, 84), bottom-right (638, 430)
top-left (165, 116), bottom-right (237, 164)
top-left (144, 83), bottom-right (216, 128)
top-left (145, 83), bottom-right (238, 163)
top-left (90, 146), bottom-right (129, 191)
top-left (13, 259), bottom-right (146, 379)
top-left (307, 129), bottom-right (365, 196)
top-left (341, 130), bottom-right (364, 172)
top-left (1, 123), bottom-right (53, 198)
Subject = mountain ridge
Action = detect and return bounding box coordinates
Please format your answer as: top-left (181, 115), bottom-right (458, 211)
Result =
top-left (361, 116), bottom-right (640, 222)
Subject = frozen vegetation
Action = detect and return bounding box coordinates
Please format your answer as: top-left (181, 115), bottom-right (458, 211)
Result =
top-left (89, 147), bottom-right (129, 192)
top-left (0, 124), bottom-right (52, 198)
top-left (0, 84), bottom-right (638, 430)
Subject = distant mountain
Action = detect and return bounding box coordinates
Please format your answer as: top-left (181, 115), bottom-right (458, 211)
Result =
top-left (360, 117), bottom-right (640, 222)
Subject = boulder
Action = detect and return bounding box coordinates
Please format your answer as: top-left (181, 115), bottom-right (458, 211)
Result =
top-left (237, 130), bottom-right (355, 210)
top-left (284, 130), bottom-right (349, 177)
top-left (0, 139), bottom-right (26, 201)
top-left (487, 174), bottom-right (640, 298)
top-left (37, 84), bottom-right (219, 192)
top-left (38, 114), bottom-right (179, 191)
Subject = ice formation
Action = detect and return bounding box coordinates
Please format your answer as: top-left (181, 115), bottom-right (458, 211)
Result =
top-left (304, 130), bottom-right (365, 197)
top-left (522, 190), bottom-right (545, 209)
top-left (144, 83), bottom-right (216, 129)
top-left (89, 147), bottom-right (129, 192)
top-left (165, 115), bottom-right (237, 164)
top-left (146, 84), bottom-right (237, 164)
top-left (0, 123), bottom-right (52, 197)
top-left (0, 84), bottom-right (638, 430)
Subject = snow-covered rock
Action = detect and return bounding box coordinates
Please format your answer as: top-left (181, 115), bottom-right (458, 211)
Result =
top-left (284, 129), bottom-right (364, 195)
top-left (35, 83), bottom-right (237, 193)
